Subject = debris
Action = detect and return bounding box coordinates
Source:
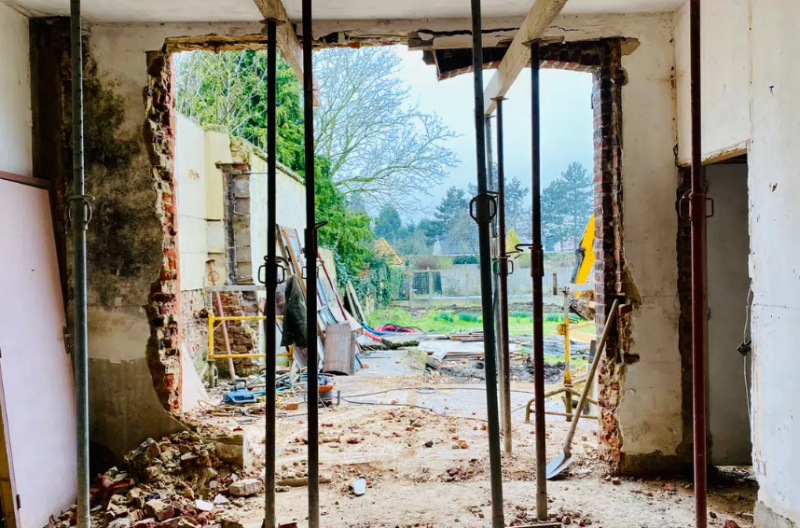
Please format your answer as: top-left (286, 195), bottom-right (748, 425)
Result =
top-left (144, 500), bottom-right (174, 522)
top-left (213, 434), bottom-right (252, 468)
top-left (228, 478), bottom-right (264, 497)
top-left (285, 402), bottom-right (300, 411)
top-left (276, 475), bottom-right (332, 487)
top-left (423, 441), bottom-right (434, 448)
top-left (457, 440), bottom-right (469, 449)
top-left (352, 478), bottom-right (367, 496)
top-left (108, 517), bottom-right (131, 528)
top-left (213, 494), bottom-right (230, 505)
top-left (724, 521), bottom-right (742, 528)
top-left (194, 500), bottom-right (214, 512)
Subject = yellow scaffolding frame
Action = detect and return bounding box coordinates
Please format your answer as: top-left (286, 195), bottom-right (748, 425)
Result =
top-left (208, 313), bottom-right (293, 360)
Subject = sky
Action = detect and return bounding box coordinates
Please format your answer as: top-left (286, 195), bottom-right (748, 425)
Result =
top-left (393, 46), bottom-right (595, 220)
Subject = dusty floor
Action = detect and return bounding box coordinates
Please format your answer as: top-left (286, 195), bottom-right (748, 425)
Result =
top-left (190, 349), bottom-right (757, 528)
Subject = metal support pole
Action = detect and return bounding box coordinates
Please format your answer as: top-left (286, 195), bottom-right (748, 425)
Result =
top-left (486, 114), bottom-right (507, 452)
top-left (469, 1), bottom-right (504, 526)
top-left (530, 41), bottom-right (549, 522)
top-left (301, 2), bottom-right (320, 527)
top-left (69, 2), bottom-right (90, 528)
top-left (689, 0), bottom-right (708, 526)
top-left (494, 97), bottom-right (513, 453)
top-left (263, 18), bottom-right (279, 528)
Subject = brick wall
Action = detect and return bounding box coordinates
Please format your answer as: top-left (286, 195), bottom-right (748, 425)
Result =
top-left (590, 39), bottom-right (629, 470)
top-left (143, 51), bottom-right (182, 412)
top-left (213, 291), bottom-right (260, 376)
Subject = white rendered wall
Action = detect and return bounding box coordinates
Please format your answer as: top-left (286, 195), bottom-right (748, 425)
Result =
top-left (673, 0), bottom-right (750, 164)
top-left (248, 150), bottom-right (307, 283)
top-left (176, 114), bottom-right (210, 291)
top-left (749, 0), bottom-right (800, 524)
top-left (0, 4), bottom-right (32, 176)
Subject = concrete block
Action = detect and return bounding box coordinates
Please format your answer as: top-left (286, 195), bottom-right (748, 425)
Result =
top-left (228, 478), bottom-right (263, 497)
top-left (213, 433), bottom-right (252, 469)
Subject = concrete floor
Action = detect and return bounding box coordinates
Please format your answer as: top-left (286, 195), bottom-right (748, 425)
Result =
top-left (191, 348), bottom-right (757, 528)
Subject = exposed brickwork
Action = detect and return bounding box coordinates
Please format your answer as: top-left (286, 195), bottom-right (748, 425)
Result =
top-left (143, 51), bottom-right (182, 412)
top-left (214, 292), bottom-right (260, 375)
top-left (180, 289), bottom-right (209, 377)
top-left (590, 40), bottom-right (629, 472)
top-left (432, 41), bottom-right (601, 81)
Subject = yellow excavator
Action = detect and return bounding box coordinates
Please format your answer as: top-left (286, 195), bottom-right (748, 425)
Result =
top-left (569, 215), bottom-right (596, 321)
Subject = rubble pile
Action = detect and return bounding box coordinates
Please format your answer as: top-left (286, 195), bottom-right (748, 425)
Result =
top-left (47, 431), bottom-right (261, 528)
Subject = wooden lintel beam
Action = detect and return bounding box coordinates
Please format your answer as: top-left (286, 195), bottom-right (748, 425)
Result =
top-left (483, 0), bottom-right (568, 115)
top-left (253, 0), bottom-right (320, 106)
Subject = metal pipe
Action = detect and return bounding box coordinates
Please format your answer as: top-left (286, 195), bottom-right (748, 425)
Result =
top-left (486, 114), bottom-right (508, 453)
top-left (495, 97), bottom-right (513, 453)
top-left (264, 18), bottom-right (278, 528)
top-left (69, 2), bottom-right (90, 528)
top-left (689, 0), bottom-right (708, 525)
top-left (301, 2), bottom-right (320, 526)
top-left (469, 2), bottom-right (505, 526)
top-left (530, 41), bottom-right (549, 522)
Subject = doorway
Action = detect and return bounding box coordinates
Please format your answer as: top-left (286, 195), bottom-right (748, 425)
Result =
top-left (706, 156), bottom-right (752, 465)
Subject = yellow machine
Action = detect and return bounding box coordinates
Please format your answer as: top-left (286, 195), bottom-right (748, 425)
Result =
top-left (525, 214), bottom-right (598, 424)
top-left (573, 215), bottom-right (596, 290)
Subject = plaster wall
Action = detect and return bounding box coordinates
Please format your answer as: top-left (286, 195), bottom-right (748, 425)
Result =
top-left (78, 23), bottom-right (278, 458)
top-left (673, 0), bottom-right (750, 164)
top-left (0, 3), bottom-right (32, 176)
top-left (749, 0), bottom-right (800, 523)
top-left (545, 14), bottom-right (682, 463)
top-left (706, 163), bottom-right (752, 466)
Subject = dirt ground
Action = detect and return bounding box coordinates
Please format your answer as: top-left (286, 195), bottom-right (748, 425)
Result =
top-left (189, 348), bottom-right (757, 528)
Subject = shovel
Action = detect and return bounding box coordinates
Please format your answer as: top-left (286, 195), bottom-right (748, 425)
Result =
top-left (546, 299), bottom-right (620, 480)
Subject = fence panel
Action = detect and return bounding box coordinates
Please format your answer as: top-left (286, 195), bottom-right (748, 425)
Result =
top-left (395, 263), bottom-right (579, 309)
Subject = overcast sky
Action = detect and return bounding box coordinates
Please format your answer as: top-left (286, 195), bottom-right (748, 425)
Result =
top-left (393, 46), bottom-right (594, 220)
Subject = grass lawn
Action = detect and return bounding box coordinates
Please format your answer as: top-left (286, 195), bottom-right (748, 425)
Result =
top-left (366, 307), bottom-right (590, 338)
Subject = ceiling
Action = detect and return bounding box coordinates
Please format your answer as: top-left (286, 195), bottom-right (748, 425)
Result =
top-left (284, 0), bottom-right (684, 20)
top-left (7, 0), bottom-right (683, 22)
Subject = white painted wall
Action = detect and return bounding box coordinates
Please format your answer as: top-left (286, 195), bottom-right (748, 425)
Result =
top-left (545, 14), bottom-right (683, 460)
top-left (0, 3), bottom-right (32, 177)
top-left (673, 0), bottom-right (750, 164)
top-left (176, 114), bottom-right (210, 291)
top-left (0, 181), bottom-right (77, 528)
top-left (615, 15), bottom-right (683, 459)
top-left (749, 0), bottom-right (800, 523)
top-left (706, 163), bottom-right (752, 466)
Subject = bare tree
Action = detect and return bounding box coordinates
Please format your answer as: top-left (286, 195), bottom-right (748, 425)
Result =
top-left (314, 47), bottom-right (458, 211)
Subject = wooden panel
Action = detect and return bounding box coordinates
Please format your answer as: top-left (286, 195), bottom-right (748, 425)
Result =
top-left (0, 180), bottom-right (76, 528)
top-left (322, 324), bottom-right (355, 376)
